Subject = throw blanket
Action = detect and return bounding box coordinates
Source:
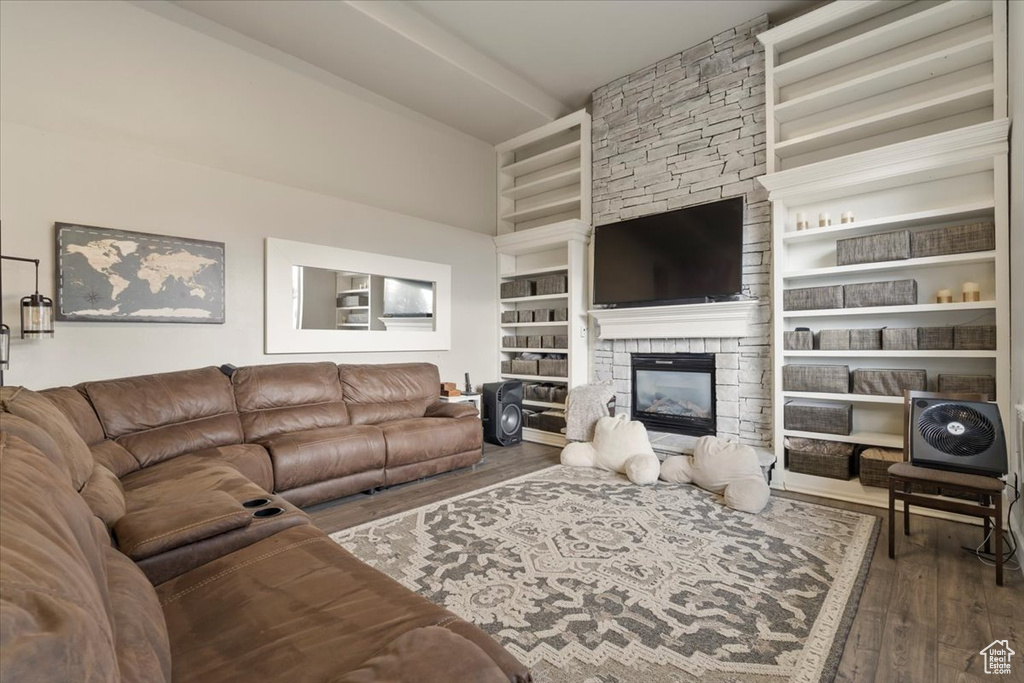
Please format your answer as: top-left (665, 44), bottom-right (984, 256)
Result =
top-left (564, 383), bottom-right (615, 442)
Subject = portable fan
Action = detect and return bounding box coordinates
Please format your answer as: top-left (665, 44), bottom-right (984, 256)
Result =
top-left (910, 399), bottom-right (1007, 476)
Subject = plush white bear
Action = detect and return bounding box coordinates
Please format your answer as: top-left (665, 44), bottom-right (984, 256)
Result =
top-left (560, 414), bottom-right (661, 485)
top-left (659, 435), bottom-right (770, 513)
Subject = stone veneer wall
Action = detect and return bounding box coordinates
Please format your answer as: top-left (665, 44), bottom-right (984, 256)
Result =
top-left (590, 15), bottom-right (772, 450)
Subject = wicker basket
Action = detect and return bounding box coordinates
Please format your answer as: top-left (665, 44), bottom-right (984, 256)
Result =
top-left (539, 358), bottom-right (568, 377)
top-left (788, 446), bottom-right (856, 480)
top-left (784, 330), bottom-right (813, 350)
top-left (502, 335), bottom-right (518, 348)
top-left (918, 327), bottom-right (954, 350)
top-left (784, 400), bottom-right (852, 435)
top-left (836, 230), bottom-right (911, 266)
top-left (554, 334), bottom-right (569, 349)
top-left (784, 285), bottom-right (844, 311)
top-left (938, 374), bottom-right (995, 399)
top-left (818, 329), bottom-right (849, 350)
top-left (500, 279), bottom-right (533, 299)
top-left (844, 279), bottom-right (917, 308)
top-left (527, 335), bottom-right (543, 348)
top-left (535, 275), bottom-right (568, 295)
top-left (501, 310), bottom-right (518, 324)
top-left (554, 307), bottom-right (568, 322)
top-left (534, 410), bottom-right (566, 433)
top-left (911, 222), bottom-right (995, 258)
top-left (516, 335), bottom-right (531, 348)
top-left (511, 359), bottom-right (538, 375)
top-left (782, 364), bottom-right (849, 393)
top-left (347, 312), bottom-right (368, 324)
top-left (850, 329), bottom-right (882, 350)
top-left (517, 309), bottom-right (534, 323)
top-left (851, 368), bottom-right (927, 396)
top-left (953, 325), bottom-right (996, 350)
top-left (532, 309), bottom-right (554, 322)
top-left (882, 327), bottom-right (917, 350)
top-left (500, 360), bottom-right (512, 374)
top-left (540, 335), bottom-right (556, 348)
top-left (859, 448), bottom-right (941, 493)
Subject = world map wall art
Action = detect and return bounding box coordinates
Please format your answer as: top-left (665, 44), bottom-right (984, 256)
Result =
top-left (55, 223), bottom-right (225, 324)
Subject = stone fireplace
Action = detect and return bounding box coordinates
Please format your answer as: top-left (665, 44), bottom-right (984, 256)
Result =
top-left (631, 353), bottom-right (716, 437)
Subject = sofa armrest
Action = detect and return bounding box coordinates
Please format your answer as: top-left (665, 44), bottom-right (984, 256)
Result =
top-left (424, 401), bottom-right (479, 419)
top-left (114, 490), bottom-right (252, 561)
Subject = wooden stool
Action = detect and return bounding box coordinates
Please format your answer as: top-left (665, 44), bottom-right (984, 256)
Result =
top-left (888, 462), bottom-right (1006, 585)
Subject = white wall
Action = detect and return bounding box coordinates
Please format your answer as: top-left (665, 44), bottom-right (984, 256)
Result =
top-left (0, 0), bottom-right (500, 389)
top-left (1007, 0), bottom-right (1023, 550)
top-left (0, 122), bottom-right (497, 389)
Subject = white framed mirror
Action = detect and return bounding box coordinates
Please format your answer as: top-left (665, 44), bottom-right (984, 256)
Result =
top-left (265, 238), bottom-right (451, 353)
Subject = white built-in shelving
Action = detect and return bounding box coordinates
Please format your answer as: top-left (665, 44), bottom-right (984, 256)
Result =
top-left (758, 0), bottom-right (1010, 511)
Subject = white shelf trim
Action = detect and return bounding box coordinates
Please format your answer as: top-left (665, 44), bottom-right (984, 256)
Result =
top-left (589, 299), bottom-right (758, 340)
top-left (501, 348), bottom-right (569, 354)
top-left (783, 350), bottom-right (996, 358)
top-left (781, 202), bottom-right (995, 243)
top-left (500, 293), bottom-right (570, 304)
top-left (783, 391), bottom-right (904, 405)
top-left (783, 300), bottom-right (996, 318)
top-left (784, 429), bottom-right (903, 449)
top-left (493, 219), bottom-right (591, 255)
top-left (783, 250), bottom-right (996, 280)
top-left (501, 374), bottom-right (569, 382)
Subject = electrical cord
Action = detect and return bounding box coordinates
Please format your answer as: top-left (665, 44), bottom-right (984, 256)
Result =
top-left (962, 473), bottom-right (1020, 570)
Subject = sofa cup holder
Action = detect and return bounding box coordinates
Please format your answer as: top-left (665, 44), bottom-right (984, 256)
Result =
top-left (252, 507), bottom-right (285, 519)
top-left (242, 498), bottom-right (272, 509)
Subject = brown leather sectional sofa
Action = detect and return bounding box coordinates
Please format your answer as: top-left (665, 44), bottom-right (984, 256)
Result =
top-left (0, 361), bottom-right (530, 682)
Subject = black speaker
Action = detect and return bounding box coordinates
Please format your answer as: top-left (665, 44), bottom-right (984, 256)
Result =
top-left (483, 381), bottom-right (522, 446)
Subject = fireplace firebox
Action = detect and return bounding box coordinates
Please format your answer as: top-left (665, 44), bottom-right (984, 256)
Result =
top-left (631, 353), bottom-right (716, 436)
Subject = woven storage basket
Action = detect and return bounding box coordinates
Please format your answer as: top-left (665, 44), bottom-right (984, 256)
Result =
top-left (844, 279), bottom-right (917, 308)
top-left (527, 335), bottom-right (543, 348)
top-left (533, 309), bottom-right (554, 322)
top-left (554, 334), bottom-right (569, 348)
top-left (535, 275), bottom-right (568, 295)
top-left (836, 230), bottom-right (911, 266)
top-left (788, 446), bottom-right (856, 480)
top-left (784, 285), bottom-right (843, 311)
top-left (523, 383), bottom-right (543, 401)
top-left (539, 358), bottom-right (568, 377)
top-left (784, 330), bottom-right (813, 350)
top-left (784, 400), bottom-right (852, 435)
top-left (882, 327), bottom-right (917, 350)
top-left (501, 310), bottom-right (518, 324)
top-left (511, 359), bottom-right (538, 375)
top-left (516, 335), bottom-right (531, 347)
top-left (500, 279), bottom-right (533, 299)
top-left (953, 325), bottom-right (996, 350)
top-left (851, 368), bottom-right (927, 396)
top-left (348, 312), bottom-right (368, 324)
top-left (536, 410), bottom-right (566, 433)
top-left (859, 448), bottom-right (940, 493)
top-left (540, 335), bottom-right (556, 348)
top-left (918, 327), bottom-right (954, 350)
top-left (850, 329), bottom-right (882, 350)
top-left (911, 222), bottom-right (995, 258)
top-left (517, 309), bottom-right (534, 323)
top-left (524, 411), bottom-right (541, 429)
top-left (554, 307), bottom-right (568, 322)
top-left (500, 360), bottom-right (512, 374)
top-left (551, 385), bottom-right (569, 403)
top-left (782, 364), bottom-right (849, 393)
top-left (502, 335), bottom-right (518, 348)
top-left (340, 295), bottom-right (364, 307)
top-left (818, 329), bottom-right (849, 350)
top-left (938, 374), bottom-right (995, 399)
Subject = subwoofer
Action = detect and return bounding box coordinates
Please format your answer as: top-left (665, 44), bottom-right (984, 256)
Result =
top-left (483, 381), bottom-right (522, 446)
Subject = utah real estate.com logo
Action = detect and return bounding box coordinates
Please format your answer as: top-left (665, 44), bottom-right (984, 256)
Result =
top-left (980, 640), bottom-right (1015, 675)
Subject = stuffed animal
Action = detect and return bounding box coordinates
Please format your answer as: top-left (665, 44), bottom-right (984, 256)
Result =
top-left (560, 414), bottom-right (661, 485)
top-left (660, 435), bottom-right (770, 513)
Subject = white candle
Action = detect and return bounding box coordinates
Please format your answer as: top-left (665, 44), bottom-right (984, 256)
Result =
top-left (795, 212), bottom-right (808, 230)
top-left (962, 282), bottom-right (980, 302)
top-left (841, 211), bottom-right (854, 224)
top-left (937, 288), bottom-right (953, 303)
top-left (819, 213), bottom-right (831, 227)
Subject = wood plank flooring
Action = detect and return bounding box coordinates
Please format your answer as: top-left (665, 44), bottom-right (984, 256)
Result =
top-left (308, 442), bottom-right (1024, 682)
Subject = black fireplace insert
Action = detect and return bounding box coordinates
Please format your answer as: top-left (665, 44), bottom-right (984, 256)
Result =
top-left (631, 353), bottom-right (716, 436)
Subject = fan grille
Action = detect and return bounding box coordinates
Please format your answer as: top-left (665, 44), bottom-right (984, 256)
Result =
top-left (917, 403), bottom-right (995, 458)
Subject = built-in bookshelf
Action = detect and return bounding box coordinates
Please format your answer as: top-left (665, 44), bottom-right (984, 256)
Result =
top-left (758, 0), bottom-right (1010, 510)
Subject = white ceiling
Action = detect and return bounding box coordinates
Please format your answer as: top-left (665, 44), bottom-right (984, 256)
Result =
top-left (170, 0), bottom-right (813, 144)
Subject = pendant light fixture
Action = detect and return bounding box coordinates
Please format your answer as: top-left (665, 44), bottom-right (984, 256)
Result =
top-left (0, 252), bottom-right (56, 385)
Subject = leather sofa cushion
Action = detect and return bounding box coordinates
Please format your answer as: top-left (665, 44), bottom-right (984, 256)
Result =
top-left (341, 363), bottom-right (438, 425)
top-left (80, 463), bottom-right (128, 526)
top-left (1, 386), bottom-right (94, 490)
top-left (233, 362), bottom-right (350, 441)
top-left (261, 425), bottom-right (386, 492)
top-left (42, 386), bottom-right (106, 445)
top-left (337, 626), bottom-right (508, 682)
top-left (0, 432), bottom-right (170, 683)
top-left (156, 525), bottom-right (528, 683)
top-left (115, 490), bottom-right (252, 561)
top-left (84, 367), bottom-right (243, 466)
top-left (92, 439), bottom-right (142, 478)
top-left (380, 417), bottom-right (482, 468)
top-left (425, 400), bottom-right (479, 419)
top-left (120, 443), bottom-right (274, 494)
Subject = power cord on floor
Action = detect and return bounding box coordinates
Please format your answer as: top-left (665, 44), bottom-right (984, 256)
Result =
top-left (961, 473), bottom-right (1020, 570)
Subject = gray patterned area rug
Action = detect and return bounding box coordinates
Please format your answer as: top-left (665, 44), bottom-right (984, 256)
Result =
top-left (331, 466), bottom-right (878, 683)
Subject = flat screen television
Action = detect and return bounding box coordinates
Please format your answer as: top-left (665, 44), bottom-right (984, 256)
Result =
top-left (593, 196), bottom-right (744, 307)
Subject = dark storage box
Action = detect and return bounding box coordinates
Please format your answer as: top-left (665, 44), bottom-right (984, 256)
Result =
top-left (911, 222), bottom-right (995, 258)
top-left (850, 328), bottom-right (882, 350)
top-left (535, 410), bottom-right (566, 433)
top-left (954, 325), bottom-right (996, 350)
top-left (882, 327), bottom-right (917, 350)
top-left (851, 368), bottom-right (927, 396)
top-left (511, 359), bottom-right (538, 375)
top-left (535, 275), bottom-right (568, 295)
top-left (782, 364), bottom-right (850, 393)
top-left (787, 439), bottom-right (856, 480)
top-left (837, 230), bottom-right (911, 266)
top-left (532, 308), bottom-right (554, 322)
top-left (784, 330), bottom-right (813, 350)
top-left (844, 279), bottom-right (917, 308)
top-left (938, 374), bottom-right (995, 399)
top-left (918, 327), bottom-right (954, 350)
top-left (859, 448), bottom-right (940, 492)
top-left (501, 310), bottom-right (518, 324)
top-left (818, 329), bottom-right (849, 350)
top-left (784, 285), bottom-right (844, 311)
top-left (500, 279), bottom-right (533, 299)
top-left (784, 400), bottom-right (853, 435)
top-left (539, 358), bottom-right (568, 377)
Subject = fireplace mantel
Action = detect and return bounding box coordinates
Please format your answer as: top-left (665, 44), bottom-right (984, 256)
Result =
top-left (589, 299), bottom-right (758, 340)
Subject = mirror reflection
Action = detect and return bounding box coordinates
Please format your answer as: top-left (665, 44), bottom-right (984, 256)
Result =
top-left (292, 266), bottom-right (435, 331)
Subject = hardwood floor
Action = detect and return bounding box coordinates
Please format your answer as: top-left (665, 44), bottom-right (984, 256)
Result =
top-left (308, 442), bottom-right (1024, 682)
